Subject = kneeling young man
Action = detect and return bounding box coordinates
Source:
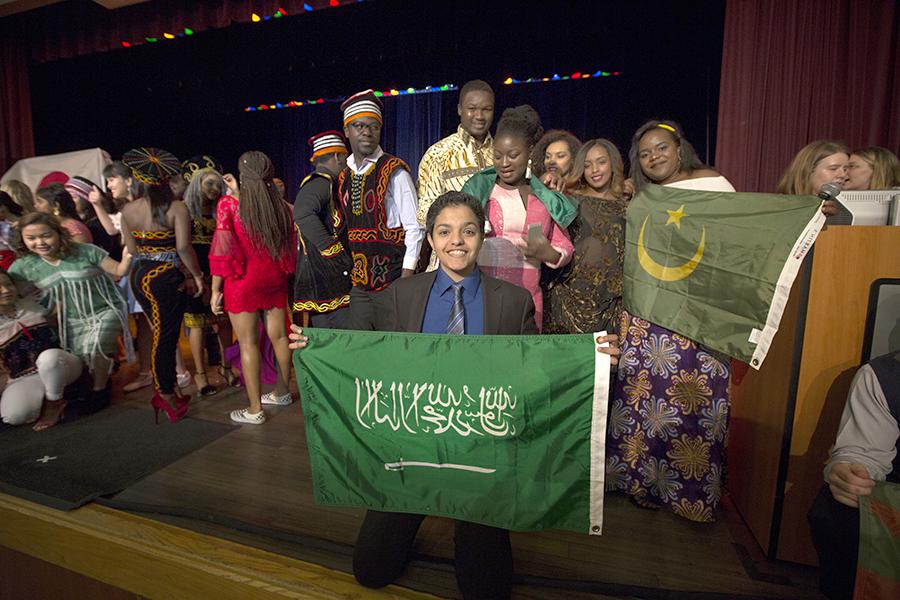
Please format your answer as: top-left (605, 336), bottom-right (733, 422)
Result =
top-left (291, 191), bottom-right (618, 599)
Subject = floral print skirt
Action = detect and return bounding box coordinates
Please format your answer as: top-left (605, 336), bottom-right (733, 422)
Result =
top-left (606, 311), bottom-right (731, 522)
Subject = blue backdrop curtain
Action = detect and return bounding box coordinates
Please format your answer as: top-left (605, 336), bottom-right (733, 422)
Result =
top-left (385, 93), bottom-right (444, 178)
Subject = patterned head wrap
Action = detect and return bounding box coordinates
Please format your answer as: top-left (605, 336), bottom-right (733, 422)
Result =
top-left (122, 147), bottom-right (181, 185)
top-left (181, 154), bottom-right (224, 183)
top-left (341, 89), bottom-right (383, 126)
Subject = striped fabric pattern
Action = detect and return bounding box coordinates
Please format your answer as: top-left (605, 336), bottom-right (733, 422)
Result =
top-left (309, 131), bottom-right (348, 161)
top-left (341, 89), bottom-right (383, 125)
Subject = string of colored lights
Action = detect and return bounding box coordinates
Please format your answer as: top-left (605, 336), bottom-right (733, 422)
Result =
top-left (243, 70), bottom-right (621, 112)
top-left (119, 2), bottom-right (356, 49)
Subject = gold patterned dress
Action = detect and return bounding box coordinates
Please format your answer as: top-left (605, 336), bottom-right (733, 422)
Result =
top-left (544, 193), bottom-right (627, 334)
top-left (183, 215), bottom-right (221, 329)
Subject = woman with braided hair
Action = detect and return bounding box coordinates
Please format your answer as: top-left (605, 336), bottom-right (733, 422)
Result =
top-left (461, 105), bottom-right (575, 330)
top-left (120, 148), bottom-right (205, 423)
top-left (210, 151), bottom-right (297, 425)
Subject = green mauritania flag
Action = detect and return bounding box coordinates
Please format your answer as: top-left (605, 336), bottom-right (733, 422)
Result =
top-left (294, 328), bottom-right (611, 535)
top-left (624, 184), bottom-right (824, 368)
top-left (855, 481), bottom-right (900, 599)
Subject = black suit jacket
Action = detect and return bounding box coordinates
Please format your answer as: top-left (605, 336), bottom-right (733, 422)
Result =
top-left (376, 269), bottom-right (538, 335)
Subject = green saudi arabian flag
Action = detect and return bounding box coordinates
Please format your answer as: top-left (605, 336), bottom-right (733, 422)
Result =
top-left (294, 329), bottom-right (611, 535)
top-left (624, 184), bottom-right (825, 369)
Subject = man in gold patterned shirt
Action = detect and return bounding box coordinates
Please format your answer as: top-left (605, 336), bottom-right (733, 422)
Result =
top-left (416, 80), bottom-right (495, 270)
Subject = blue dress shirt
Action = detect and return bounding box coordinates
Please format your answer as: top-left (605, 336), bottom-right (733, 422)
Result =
top-left (421, 268), bottom-right (484, 335)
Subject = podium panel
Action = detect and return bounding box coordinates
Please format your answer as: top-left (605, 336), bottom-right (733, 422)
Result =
top-left (728, 226), bottom-right (900, 565)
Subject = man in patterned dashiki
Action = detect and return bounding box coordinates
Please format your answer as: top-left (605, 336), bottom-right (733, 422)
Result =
top-left (416, 80), bottom-right (495, 270)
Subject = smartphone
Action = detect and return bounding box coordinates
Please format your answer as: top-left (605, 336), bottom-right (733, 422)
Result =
top-left (527, 223), bottom-right (542, 243)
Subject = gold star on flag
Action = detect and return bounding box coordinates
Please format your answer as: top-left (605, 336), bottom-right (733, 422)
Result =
top-left (666, 204), bottom-right (688, 229)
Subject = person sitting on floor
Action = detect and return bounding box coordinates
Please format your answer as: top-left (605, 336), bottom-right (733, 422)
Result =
top-left (807, 350), bottom-right (900, 600)
top-left (8, 212), bottom-right (133, 423)
top-left (0, 269), bottom-right (83, 430)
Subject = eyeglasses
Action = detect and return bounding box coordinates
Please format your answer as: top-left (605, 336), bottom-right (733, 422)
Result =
top-left (349, 121), bottom-right (382, 134)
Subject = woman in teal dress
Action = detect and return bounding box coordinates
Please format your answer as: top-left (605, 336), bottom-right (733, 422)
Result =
top-left (9, 212), bottom-right (132, 423)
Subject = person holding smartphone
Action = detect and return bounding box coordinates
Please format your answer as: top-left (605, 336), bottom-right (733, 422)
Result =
top-left (460, 105), bottom-right (575, 330)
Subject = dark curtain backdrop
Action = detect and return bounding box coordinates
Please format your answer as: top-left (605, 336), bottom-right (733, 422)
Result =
top-left (0, 24), bottom-right (35, 173)
top-left (23, 0), bottom-right (356, 63)
top-left (716, 0), bottom-right (900, 192)
top-left (22, 0), bottom-right (726, 194)
top-left (2, 0), bottom-right (348, 172)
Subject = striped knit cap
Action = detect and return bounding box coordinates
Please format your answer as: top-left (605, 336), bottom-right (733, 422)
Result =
top-left (308, 130), bottom-right (348, 162)
top-left (341, 89), bottom-right (383, 126)
top-left (64, 176), bottom-right (93, 202)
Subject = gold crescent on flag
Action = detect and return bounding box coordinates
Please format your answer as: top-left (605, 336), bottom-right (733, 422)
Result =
top-left (637, 215), bottom-right (706, 282)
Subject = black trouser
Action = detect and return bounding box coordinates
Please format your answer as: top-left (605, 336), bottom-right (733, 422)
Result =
top-left (309, 305), bottom-right (351, 329)
top-left (131, 261), bottom-right (185, 395)
top-left (352, 510), bottom-right (513, 600)
top-left (347, 286), bottom-right (388, 331)
top-left (807, 484), bottom-right (859, 600)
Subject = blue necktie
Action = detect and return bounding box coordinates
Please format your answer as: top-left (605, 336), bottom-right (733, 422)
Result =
top-left (447, 283), bottom-right (465, 334)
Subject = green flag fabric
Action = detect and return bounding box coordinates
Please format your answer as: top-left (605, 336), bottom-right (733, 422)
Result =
top-left (855, 481), bottom-right (900, 600)
top-left (294, 328), bottom-right (611, 535)
top-left (624, 184), bottom-right (825, 368)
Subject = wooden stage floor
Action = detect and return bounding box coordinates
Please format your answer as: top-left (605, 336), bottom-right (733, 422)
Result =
top-left (8, 364), bottom-right (827, 599)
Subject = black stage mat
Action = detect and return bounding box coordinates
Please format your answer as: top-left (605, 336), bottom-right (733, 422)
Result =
top-left (0, 406), bottom-right (236, 510)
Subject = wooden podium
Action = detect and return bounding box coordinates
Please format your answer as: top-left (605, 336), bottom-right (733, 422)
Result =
top-left (727, 226), bottom-right (900, 565)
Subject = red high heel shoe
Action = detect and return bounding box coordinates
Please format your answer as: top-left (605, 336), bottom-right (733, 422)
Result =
top-left (174, 390), bottom-right (191, 409)
top-left (151, 392), bottom-right (188, 424)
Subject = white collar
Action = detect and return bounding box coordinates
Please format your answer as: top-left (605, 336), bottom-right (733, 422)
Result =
top-left (347, 146), bottom-right (384, 172)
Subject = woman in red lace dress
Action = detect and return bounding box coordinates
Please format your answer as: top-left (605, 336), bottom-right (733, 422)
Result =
top-left (210, 151), bottom-right (296, 425)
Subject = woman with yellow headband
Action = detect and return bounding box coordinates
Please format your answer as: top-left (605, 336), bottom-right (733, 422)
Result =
top-left (606, 119), bottom-right (734, 523)
top-left (630, 120), bottom-right (735, 192)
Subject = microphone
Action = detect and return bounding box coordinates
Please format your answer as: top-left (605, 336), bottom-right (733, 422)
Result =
top-left (818, 182), bottom-right (842, 200)
top-left (819, 182), bottom-right (852, 224)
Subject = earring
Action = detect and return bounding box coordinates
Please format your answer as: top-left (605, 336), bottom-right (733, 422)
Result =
top-left (53, 205), bottom-right (60, 217)
top-left (526, 158), bottom-right (533, 179)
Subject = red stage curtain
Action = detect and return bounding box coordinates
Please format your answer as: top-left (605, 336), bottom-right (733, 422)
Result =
top-left (715, 0), bottom-right (899, 192)
top-left (0, 25), bottom-right (36, 174)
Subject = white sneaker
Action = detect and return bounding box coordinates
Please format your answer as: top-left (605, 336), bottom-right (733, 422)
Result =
top-left (261, 391), bottom-right (293, 406)
top-left (230, 408), bottom-right (266, 425)
top-left (176, 371), bottom-right (191, 388)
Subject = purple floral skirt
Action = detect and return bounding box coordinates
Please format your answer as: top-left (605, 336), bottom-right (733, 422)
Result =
top-left (606, 311), bottom-right (731, 522)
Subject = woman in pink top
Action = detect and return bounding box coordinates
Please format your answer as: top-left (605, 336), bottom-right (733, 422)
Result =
top-left (461, 105), bottom-right (575, 330)
top-left (34, 183), bottom-right (92, 244)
